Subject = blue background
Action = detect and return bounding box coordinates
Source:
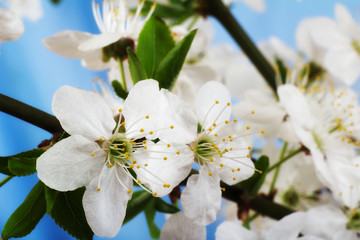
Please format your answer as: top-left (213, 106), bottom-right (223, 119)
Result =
top-left (0, 0), bottom-right (359, 239)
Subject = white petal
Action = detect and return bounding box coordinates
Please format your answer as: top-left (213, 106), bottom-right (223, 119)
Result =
top-left (241, 0), bottom-right (266, 13)
top-left (52, 86), bottom-right (116, 141)
top-left (81, 49), bottom-right (112, 70)
top-left (195, 81), bottom-right (231, 130)
top-left (160, 212), bottom-right (206, 240)
top-left (265, 212), bottom-right (306, 240)
top-left (335, 4), bottom-right (358, 34)
top-left (36, 135), bottom-right (105, 191)
top-left (0, 8), bottom-right (24, 43)
top-left (215, 220), bottom-right (257, 240)
top-left (134, 142), bottom-right (194, 197)
top-left (83, 167), bottom-right (133, 238)
top-left (219, 138), bottom-right (254, 185)
top-left (8, 0), bottom-right (42, 21)
top-left (159, 89), bottom-right (198, 144)
top-left (181, 168), bottom-right (221, 225)
top-left (78, 33), bottom-right (122, 51)
top-left (43, 30), bottom-right (94, 58)
top-left (123, 80), bottom-right (165, 139)
top-left (278, 84), bottom-right (315, 129)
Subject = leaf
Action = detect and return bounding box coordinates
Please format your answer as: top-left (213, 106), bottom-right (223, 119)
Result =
top-left (2, 181), bottom-right (46, 239)
top-left (236, 155), bottom-right (269, 196)
top-left (123, 190), bottom-right (152, 224)
top-left (112, 80), bottom-right (128, 100)
top-left (153, 29), bottom-right (197, 90)
top-left (136, 17), bottom-right (175, 77)
top-left (127, 47), bottom-right (148, 84)
top-left (144, 200), bottom-right (160, 239)
top-left (44, 186), bottom-right (59, 214)
top-left (141, 1), bottom-right (195, 20)
top-left (154, 198), bottom-right (179, 214)
top-left (49, 187), bottom-right (93, 240)
top-left (0, 149), bottom-right (44, 176)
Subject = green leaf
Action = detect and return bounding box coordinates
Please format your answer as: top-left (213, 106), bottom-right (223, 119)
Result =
top-left (236, 155), bottom-right (269, 196)
top-left (112, 80), bottom-right (128, 100)
top-left (136, 17), bottom-right (175, 77)
top-left (123, 190), bottom-right (152, 224)
top-left (141, 1), bottom-right (195, 21)
top-left (44, 186), bottom-right (59, 214)
top-left (0, 149), bottom-right (44, 176)
top-left (154, 29), bottom-right (197, 90)
top-left (127, 47), bottom-right (148, 84)
top-left (2, 181), bottom-right (46, 239)
top-left (49, 187), bottom-right (93, 240)
top-left (154, 198), bottom-right (179, 214)
top-left (144, 200), bottom-right (160, 239)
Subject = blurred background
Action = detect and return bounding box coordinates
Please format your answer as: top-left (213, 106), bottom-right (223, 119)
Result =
top-left (0, 0), bottom-right (359, 239)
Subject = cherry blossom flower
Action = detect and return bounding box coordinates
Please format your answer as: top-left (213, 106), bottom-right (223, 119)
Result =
top-left (37, 80), bottom-right (193, 237)
top-left (0, 8), bottom-right (24, 43)
top-left (7, 0), bottom-right (42, 21)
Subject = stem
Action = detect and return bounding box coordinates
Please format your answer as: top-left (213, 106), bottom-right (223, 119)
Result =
top-left (204, 0), bottom-right (277, 93)
top-left (0, 94), bottom-right (63, 133)
top-left (269, 142), bottom-right (288, 194)
top-left (268, 147), bottom-right (303, 172)
top-left (0, 176), bottom-right (13, 187)
top-left (243, 212), bottom-right (259, 229)
top-left (118, 58), bottom-right (127, 90)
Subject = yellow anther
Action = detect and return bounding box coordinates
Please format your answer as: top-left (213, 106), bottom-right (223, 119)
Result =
top-left (210, 158), bottom-right (214, 162)
top-left (98, 137), bottom-right (104, 141)
top-left (247, 154), bottom-right (250, 158)
top-left (246, 126), bottom-right (250, 130)
top-left (220, 163), bottom-right (224, 167)
top-left (136, 165), bottom-right (140, 169)
top-left (108, 163), bottom-right (113, 168)
top-left (233, 177), bottom-right (236, 180)
top-left (191, 147), bottom-right (195, 151)
top-left (176, 151), bottom-right (180, 155)
top-left (164, 157), bottom-right (167, 160)
top-left (140, 128), bottom-right (144, 132)
top-left (233, 119), bottom-right (238, 123)
top-left (248, 146), bottom-right (251, 150)
top-left (170, 125), bottom-right (174, 129)
top-left (259, 170), bottom-right (263, 174)
top-left (91, 153), bottom-right (95, 157)
top-left (230, 139), bottom-right (233, 142)
top-left (232, 169), bottom-right (235, 172)
top-left (123, 142), bottom-right (127, 146)
top-left (130, 164), bottom-right (134, 169)
top-left (230, 148), bottom-right (233, 151)
top-left (143, 140), bottom-right (147, 144)
top-left (144, 146), bottom-right (147, 150)
top-left (121, 122), bottom-right (125, 126)
top-left (163, 184), bottom-right (167, 188)
top-left (215, 133), bottom-right (218, 137)
top-left (121, 148), bottom-right (125, 151)
top-left (146, 115), bottom-right (149, 119)
top-left (211, 143), bottom-right (216, 147)
top-left (222, 138), bottom-right (226, 142)
top-left (221, 188), bottom-right (226, 191)
top-left (137, 180), bottom-right (141, 184)
top-left (145, 163), bottom-right (148, 167)
top-left (114, 144), bottom-right (118, 149)
top-left (127, 189), bottom-right (132, 193)
top-left (149, 131), bottom-right (154, 135)
top-left (261, 130), bottom-right (265, 134)
top-left (96, 187), bottom-right (101, 191)
top-left (213, 123), bottom-right (217, 127)
top-left (167, 144), bottom-right (171, 148)
top-left (251, 110), bottom-right (255, 114)
top-left (225, 120), bottom-right (229, 124)
top-left (133, 161), bottom-right (137, 164)
top-left (227, 102), bottom-right (231, 106)
top-left (118, 108), bottom-right (123, 112)
top-left (209, 172), bottom-right (213, 176)
top-left (215, 100), bottom-right (219, 104)
top-left (153, 192), bottom-right (158, 196)
top-left (209, 128), bottom-right (212, 131)
top-left (228, 135), bottom-right (232, 138)
top-left (237, 168), bottom-right (240, 171)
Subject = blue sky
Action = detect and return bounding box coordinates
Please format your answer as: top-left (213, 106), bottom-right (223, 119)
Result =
top-left (0, 0), bottom-right (359, 239)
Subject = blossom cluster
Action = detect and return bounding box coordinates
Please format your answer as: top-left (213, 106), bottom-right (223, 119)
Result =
top-left (2, 0), bottom-right (360, 240)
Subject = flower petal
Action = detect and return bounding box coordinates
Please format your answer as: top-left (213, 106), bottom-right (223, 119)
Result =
top-left (78, 33), bottom-right (122, 51)
top-left (0, 8), bottom-right (24, 43)
top-left (215, 220), bottom-right (257, 240)
top-left (36, 135), bottom-right (105, 191)
top-left (181, 168), bottom-right (221, 225)
top-left (8, 0), bottom-right (43, 21)
top-left (219, 137), bottom-right (254, 185)
top-left (160, 212), bottom-right (206, 240)
top-left (133, 142), bottom-right (194, 197)
top-left (52, 85), bottom-right (116, 141)
top-left (195, 81), bottom-right (231, 130)
top-left (335, 4), bottom-right (358, 34)
top-left (83, 167), bottom-right (133, 238)
top-left (265, 212), bottom-right (306, 240)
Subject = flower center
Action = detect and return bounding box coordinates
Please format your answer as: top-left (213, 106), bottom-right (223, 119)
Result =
top-left (352, 40), bottom-right (360, 56)
top-left (312, 131), bottom-right (324, 152)
top-left (193, 134), bottom-right (221, 165)
top-left (108, 133), bottom-right (133, 165)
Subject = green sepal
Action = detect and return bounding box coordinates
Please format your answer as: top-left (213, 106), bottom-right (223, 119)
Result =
top-left (154, 198), bottom-right (180, 214)
top-left (127, 47), bottom-right (148, 84)
top-left (236, 155), bottom-right (269, 196)
top-left (0, 149), bottom-right (44, 176)
top-left (44, 186), bottom-right (59, 214)
top-left (49, 187), bottom-right (93, 240)
top-left (144, 200), bottom-right (160, 239)
top-left (154, 29), bottom-right (197, 90)
top-left (2, 181), bottom-right (46, 239)
top-left (112, 80), bottom-right (129, 100)
top-left (123, 190), bottom-right (152, 224)
top-left (136, 17), bottom-right (175, 77)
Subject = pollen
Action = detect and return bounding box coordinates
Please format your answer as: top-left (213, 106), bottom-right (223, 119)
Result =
top-left (225, 120), bottom-right (229, 124)
top-left (208, 128), bottom-right (212, 131)
top-left (90, 153), bottom-right (95, 157)
top-left (140, 128), bottom-right (144, 132)
top-left (114, 144), bottom-right (118, 149)
top-left (227, 102), bottom-right (231, 106)
top-left (232, 169), bottom-right (235, 172)
top-left (233, 177), bottom-right (236, 180)
top-left (233, 119), bottom-right (238, 123)
top-left (167, 144), bottom-right (171, 148)
top-left (213, 123), bottom-right (217, 127)
top-left (170, 125), bottom-right (174, 129)
top-left (259, 170), bottom-right (263, 174)
top-left (144, 146), bottom-right (147, 150)
top-left (149, 131), bottom-right (154, 135)
top-left (137, 180), bottom-right (141, 184)
top-left (221, 188), bottom-right (226, 191)
top-left (220, 163), bottom-right (224, 167)
top-left (108, 163), bottom-right (113, 168)
top-left (176, 151), bottom-right (180, 155)
top-left (96, 187), bottom-right (101, 191)
top-left (215, 133), bottom-right (218, 137)
top-left (261, 130), bottom-right (265, 134)
top-left (251, 110), bottom-right (255, 114)
top-left (210, 158), bottom-right (214, 162)
top-left (248, 146), bottom-right (251, 150)
top-left (247, 154), bottom-right (250, 158)
top-left (146, 115), bottom-right (149, 119)
top-left (209, 172), bottom-right (213, 176)
top-left (164, 157), bottom-right (167, 160)
top-left (123, 142), bottom-right (127, 146)
top-left (130, 164), bottom-right (134, 169)
top-left (246, 126), bottom-right (250, 130)
top-left (127, 189), bottom-right (132, 193)
top-left (145, 163), bottom-right (148, 167)
top-left (143, 140), bottom-right (147, 144)
top-left (98, 137), bottom-right (104, 141)
top-left (215, 100), bottom-right (219, 104)
top-left (118, 108), bottom-right (123, 112)
top-left (237, 168), bottom-right (240, 171)
top-left (121, 122), bottom-right (125, 126)
top-left (153, 192), bottom-right (158, 196)
top-left (136, 165), bottom-right (140, 169)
